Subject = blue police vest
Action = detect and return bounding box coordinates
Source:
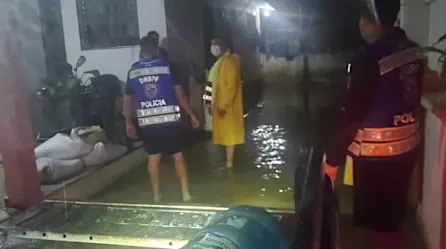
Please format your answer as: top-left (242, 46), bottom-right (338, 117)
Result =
top-left (127, 59), bottom-right (181, 129)
top-left (348, 35), bottom-right (424, 158)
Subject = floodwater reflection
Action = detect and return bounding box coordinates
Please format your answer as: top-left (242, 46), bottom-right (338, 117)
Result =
top-left (94, 98), bottom-right (304, 210)
top-left (252, 125), bottom-right (287, 177)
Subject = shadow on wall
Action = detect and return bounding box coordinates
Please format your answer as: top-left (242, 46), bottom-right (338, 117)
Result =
top-left (161, 36), bottom-right (193, 95)
top-left (260, 52), bottom-right (353, 86)
top-left (13, 0), bottom-right (48, 138)
top-left (256, 52), bottom-right (353, 114)
top-left (161, 36), bottom-right (187, 65)
top-left (161, 36), bottom-right (206, 124)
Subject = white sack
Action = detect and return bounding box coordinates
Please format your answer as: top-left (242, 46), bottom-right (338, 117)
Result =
top-left (36, 157), bottom-right (84, 182)
top-left (104, 144), bottom-right (127, 162)
top-left (83, 142), bottom-right (128, 167)
top-left (34, 133), bottom-right (92, 160)
top-left (83, 142), bottom-right (108, 166)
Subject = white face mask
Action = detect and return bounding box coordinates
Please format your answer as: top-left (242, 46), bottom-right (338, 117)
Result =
top-left (211, 45), bottom-right (222, 57)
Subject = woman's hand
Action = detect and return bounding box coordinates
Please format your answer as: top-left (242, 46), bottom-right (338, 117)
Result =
top-left (217, 108), bottom-right (226, 118)
top-left (205, 104), bottom-right (212, 115)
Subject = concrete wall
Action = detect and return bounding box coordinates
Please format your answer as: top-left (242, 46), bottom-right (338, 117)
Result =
top-left (13, 0), bottom-right (47, 93)
top-left (229, 1), bottom-right (262, 83)
top-left (163, 0), bottom-right (207, 124)
top-left (164, 0), bottom-right (206, 72)
top-left (211, 0), bottom-right (262, 82)
top-left (60, 0), bottom-right (167, 82)
top-left (401, 0), bottom-right (430, 47)
top-left (260, 52), bottom-right (352, 80)
top-left (401, 0), bottom-right (446, 73)
top-left (0, 0), bottom-right (47, 137)
top-left (428, 0), bottom-right (446, 72)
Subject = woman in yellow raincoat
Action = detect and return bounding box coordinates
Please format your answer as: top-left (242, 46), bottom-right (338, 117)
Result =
top-left (208, 37), bottom-right (245, 168)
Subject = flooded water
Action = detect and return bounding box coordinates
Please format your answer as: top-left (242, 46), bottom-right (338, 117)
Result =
top-left (89, 67), bottom-right (345, 210)
top-left (2, 74), bottom-right (344, 249)
top-left (2, 78), bottom-right (332, 249)
top-left (93, 88), bottom-right (310, 210)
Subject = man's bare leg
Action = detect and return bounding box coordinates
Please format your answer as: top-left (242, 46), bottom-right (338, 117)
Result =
top-left (225, 145), bottom-right (235, 168)
top-left (148, 154), bottom-right (162, 202)
top-left (172, 152), bottom-right (192, 202)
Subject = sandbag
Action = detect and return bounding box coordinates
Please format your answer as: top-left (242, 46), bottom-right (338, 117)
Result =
top-left (71, 126), bottom-right (106, 145)
top-left (83, 142), bottom-right (108, 166)
top-left (36, 157), bottom-right (84, 182)
top-left (35, 133), bottom-right (93, 160)
top-left (83, 142), bottom-right (127, 167)
top-left (104, 143), bottom-right (127, 162)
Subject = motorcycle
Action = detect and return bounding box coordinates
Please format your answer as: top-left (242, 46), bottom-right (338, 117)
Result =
top-left (35, 56), bottom-right (132, 149)
top-left (34, 56), bottom-right (86, 132)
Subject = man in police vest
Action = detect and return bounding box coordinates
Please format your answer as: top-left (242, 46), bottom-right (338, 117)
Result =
top-left (324, 1), bottom-right (424, 248)
top-left (124, 35), bottom-right (199, 202)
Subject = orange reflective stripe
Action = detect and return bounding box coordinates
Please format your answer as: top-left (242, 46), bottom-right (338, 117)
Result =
top-left (354, 122), bottom-right (419, 142)
top-left (348, 132), bottom-right (420, 157)
top-left (379, 48), bottom-right (425, 75)
top-left (354, 129), bottom-right (364, 142)
top-left (348, 141), bottom-right (361, 157)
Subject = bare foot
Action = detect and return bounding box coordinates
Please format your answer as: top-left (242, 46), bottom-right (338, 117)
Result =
top-left (154, 194), bottom-right (163, 203)
top-left (183, 193), bottom-right (192, 202)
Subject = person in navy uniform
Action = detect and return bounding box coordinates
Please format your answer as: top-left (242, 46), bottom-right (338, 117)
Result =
top-left (147, 30), bottom-right (168, 61)
top-left (324, 1), bottom-right (424, 248)
top-left (124, 35), bottom-right (199, 202)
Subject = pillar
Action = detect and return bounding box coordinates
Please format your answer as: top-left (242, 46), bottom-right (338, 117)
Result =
top-left (0, 1), bottom-right (42, 209)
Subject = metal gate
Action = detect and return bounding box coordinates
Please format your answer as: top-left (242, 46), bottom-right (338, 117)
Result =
top-left (1, 200), bottom-right (293, 249)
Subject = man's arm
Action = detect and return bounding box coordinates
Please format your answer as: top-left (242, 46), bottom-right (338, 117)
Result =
top-left (325, 55), bottom-right (379, 167)
top-left (174, 85), bottom-right (194, 117)
top-left (170, 64), bottom-right (199, 127)
top-left (174, 84), bottom-right (199, 128)
top-left (123, 95), bottom-right (133, 125)
top-left (123, 73), bottom-right (134, 126)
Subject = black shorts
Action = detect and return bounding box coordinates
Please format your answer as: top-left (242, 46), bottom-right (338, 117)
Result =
top-left (353, 150), bottom-right (417, 232)
top-left (140, 124), bottom-right (188, 156)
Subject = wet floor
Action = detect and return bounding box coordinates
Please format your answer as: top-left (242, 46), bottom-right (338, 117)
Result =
top-left (2, 79), bottom-right (325, 249)
top-left (91, 74), bottom-right (343, 209)
top-left (3, 77), bottom-right (424, 249)
top-left (93, 100), bottom-right (309, 210)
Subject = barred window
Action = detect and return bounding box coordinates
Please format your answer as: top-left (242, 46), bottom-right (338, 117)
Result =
top-left (76, 0), bottom-right (140, 50)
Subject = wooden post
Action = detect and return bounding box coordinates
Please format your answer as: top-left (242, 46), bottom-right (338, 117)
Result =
top-left (0, 2), bottom-right (42, 209)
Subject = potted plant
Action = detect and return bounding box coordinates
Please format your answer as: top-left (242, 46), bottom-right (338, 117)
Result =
top-left (422, 33), bottom-right (446, 92)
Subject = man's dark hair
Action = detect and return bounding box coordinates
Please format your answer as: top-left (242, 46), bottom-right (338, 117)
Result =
top-left (140, 35), bottom-right (158, 49)
top-left (360, 0), bottom-right (401, 26)
top-left (147, 30), bottom-right (159, 38)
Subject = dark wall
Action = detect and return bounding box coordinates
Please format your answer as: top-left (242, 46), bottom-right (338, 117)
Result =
top-left (207, 0), bottom-right (261, 82)
top-left (164, 0), bottom-right (206, 72)
top-left (38, 0), bottom-right (67, 75)
top-left (263, 0), bottom-right (363, 54)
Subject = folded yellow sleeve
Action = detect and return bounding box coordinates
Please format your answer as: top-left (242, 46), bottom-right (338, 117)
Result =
top-left (343, 156), bottom-right (354, 186)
